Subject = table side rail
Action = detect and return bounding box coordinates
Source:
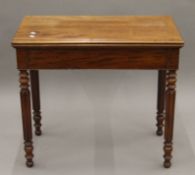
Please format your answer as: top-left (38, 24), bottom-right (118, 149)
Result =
top-left (16, 47), bottom-right (179, 69)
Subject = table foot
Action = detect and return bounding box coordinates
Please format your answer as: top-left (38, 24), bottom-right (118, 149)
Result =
top-left (24, 141), bottom-right (34, 167)
top-left (163, 142), bottom-right (172, 168)
top-left (33, 111), bottom-right (42, 136)
top-left (156, 112), bottom-right (164, 136)
top-left (156, 129), bottom-right (163, 136)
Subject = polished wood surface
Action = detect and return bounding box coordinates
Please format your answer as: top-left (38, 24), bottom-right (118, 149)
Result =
top-left (12, 16), bottom-right (184, 47)
top-left (12, 16), bottom-right (184, 168)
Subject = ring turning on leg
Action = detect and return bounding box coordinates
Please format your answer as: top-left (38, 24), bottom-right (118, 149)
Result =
top-left (163, 70), bottom-right (177, 168)
top-left (19, 70), bottom-right (34, 167)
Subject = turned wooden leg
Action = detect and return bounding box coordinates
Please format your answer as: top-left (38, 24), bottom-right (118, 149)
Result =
top-left (156, 70), bottom-right (166, 136)
top-left (19, 70), bottom-right (34, 167)
top-left (163, 70), bottom-right (177, 168)
top-left (30, 70), bottom-right (42, 136)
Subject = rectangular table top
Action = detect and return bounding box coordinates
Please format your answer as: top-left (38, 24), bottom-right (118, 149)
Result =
top-left (12, 16), bottom-right (184, 47)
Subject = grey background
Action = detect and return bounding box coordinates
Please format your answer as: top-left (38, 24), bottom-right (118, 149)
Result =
top-left (0, 0), bottom-right (195, 174)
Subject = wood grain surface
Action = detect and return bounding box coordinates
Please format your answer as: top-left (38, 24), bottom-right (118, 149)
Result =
top-left (12, 16), bottom-right (184, 47)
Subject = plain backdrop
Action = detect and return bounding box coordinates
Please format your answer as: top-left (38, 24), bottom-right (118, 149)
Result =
top-left (0, 0), bottom-right (195, 175)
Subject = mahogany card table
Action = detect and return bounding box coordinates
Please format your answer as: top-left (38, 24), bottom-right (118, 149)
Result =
top-left (12, 16), bottom-right (184, 168)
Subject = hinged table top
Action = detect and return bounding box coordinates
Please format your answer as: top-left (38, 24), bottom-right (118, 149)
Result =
top-left (12, 16), bottom-right (184, 47)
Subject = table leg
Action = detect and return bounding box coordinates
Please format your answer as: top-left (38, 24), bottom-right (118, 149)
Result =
top-left (30, 70), bottom-right (42, 136)
top-left (156, 70), bottom-right (166, 136)
top-left (19, 70), bottom-right (34, 167)
top-left (163, 70), bottom-right (176, 168)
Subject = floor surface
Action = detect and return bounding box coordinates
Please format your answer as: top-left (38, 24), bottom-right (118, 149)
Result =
top-left (1, 70), bottom-right (195, 175)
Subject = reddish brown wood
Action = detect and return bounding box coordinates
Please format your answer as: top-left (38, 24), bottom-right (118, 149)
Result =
top-left (19, 70), bottom-right (34, 167)
top-left (16, 47), bottom-right (179, 70)
top-left (12, 16), bottom-right (184, 48)
top-left (156, 70), bottom-right (166, 136)
top-left (12, 16), bottom-right (184, 168)
top-left (163, 70), bottom-right (176, 168)
top-left (30, 70), bottom-right (42, 136)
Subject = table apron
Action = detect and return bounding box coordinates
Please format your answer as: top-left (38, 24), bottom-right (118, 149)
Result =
top-left (16, 47), bottom-right (179, 69)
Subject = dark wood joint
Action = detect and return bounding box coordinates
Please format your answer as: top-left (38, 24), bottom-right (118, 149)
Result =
top-left (166, 48), bottom-right (180, 69)
top-left (17, 48), bottom-right (30, 69)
